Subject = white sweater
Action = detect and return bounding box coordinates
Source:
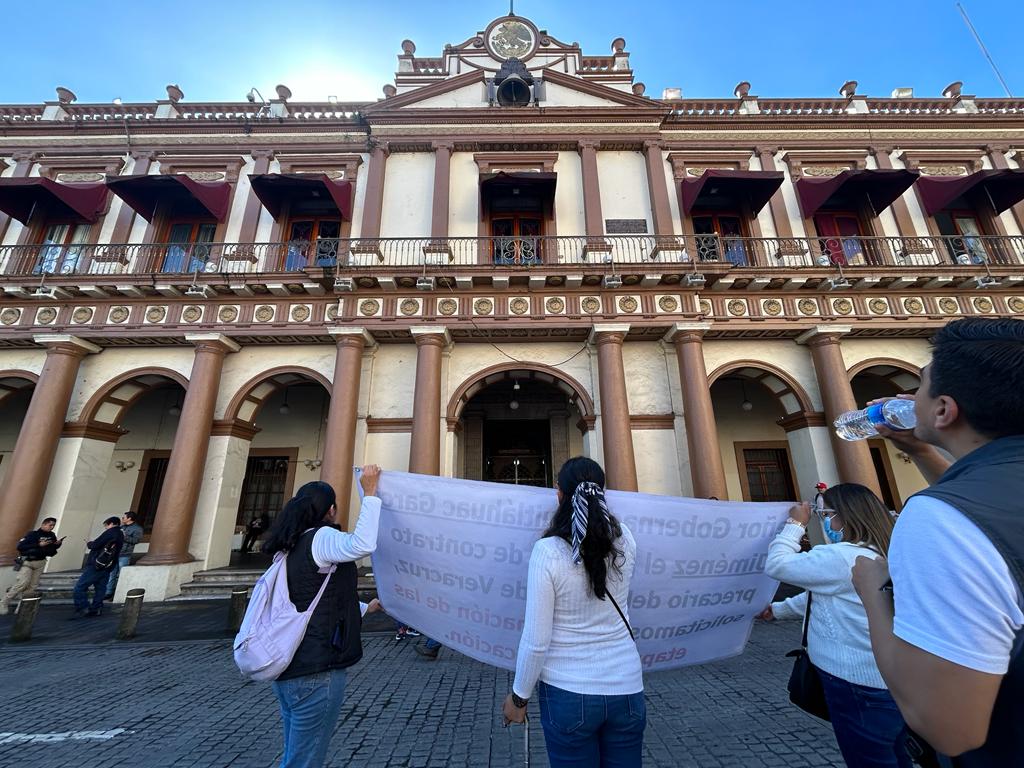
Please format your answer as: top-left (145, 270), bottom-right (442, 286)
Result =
top-left (767, 523), bottom-right (887, 689)
top-left (513, 526), bottom-right (643, 699)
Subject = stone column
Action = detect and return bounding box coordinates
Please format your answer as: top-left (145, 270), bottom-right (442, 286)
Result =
top-left (139, 334), bottom-right (239, 565)
top-left (236, 149), bottom-right (275, 244)
top-left (591, 325), bottom-right (638, 491)
top-left (430, 141), bottom-right (453, 242)
top-left (797, 327), bottom-right (882, 496)
top-left (578, 140), bottom-right (606, 239)
top-left (870, 147), bottom-right (919, 237)
top-left (358, 144), bottom-right (389, 240)
top-left (321, 328), bottom-right (374, 529)
top-left (643, 140), bottom-right (674, 237)
top-left (0, 151), bottom-right (36, 245)
top-left (108, 151), bottom-right (156, 243)
top-left (0, 335), bottom-right (99, 565)
top-left (756, 147), bottom-right (794, 239)
top-left (408, 327), bottom-right (450, 476)
top-left (667, 323), bottom-right (729, 500)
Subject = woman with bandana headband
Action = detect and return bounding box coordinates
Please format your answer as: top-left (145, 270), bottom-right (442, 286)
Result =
top-left (501, 456), bottom-right (645, 767)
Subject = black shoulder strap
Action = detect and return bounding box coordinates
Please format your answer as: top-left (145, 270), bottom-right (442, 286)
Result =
top-left (607, 593), bottom-right (635, 641)
top-left (801, 592), bottom-right (813, 648)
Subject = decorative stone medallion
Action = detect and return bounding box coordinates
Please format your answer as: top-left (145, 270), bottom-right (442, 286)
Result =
top-left (581, 297), bottom-right (600, 314)
top-left (145, 306), bottom-right (167, 323)
top-left (473, 298), bottom-right (494, 316)
top-left (761, 299), bottom-right (782, 316)
top-left (437, 298), bottom-right (458, 316)
top-left (359, 299), bottom-right (380, 316)
top-left (0, 308), bottom-right (20, 325)
top-left (938, 297), bottom-right (959, 314)
top-left (36, 307), bottom-right (57, 325)
top-left (325, 304), bottom-right (339, 322)
top-left (1008, 297), bottom-right (1024, 314)
top-left (398, 299), bottom-right (419, 316)
top-left (254, 305), bottom-right (275, 323)
top-left (185, 171), bottom-right (226, 182)
top-left (509, 297), bottom-right (530, 316)
top-left (699, 298), bottom-right (713, 315)
top-left (868, 298), bottom-right (889, 315)
top-left (72, 307), bottom-right (94, 324)
top-left (218, 306), bottom-right (239, 323)
top-left (109, 306), bottom-right (130, 324)
top-left (903, 298), bottom-right (924, 314)
top-left (618, 296), bottom-right (639, 313)
top-left (797, 298), bottom-right (817, 316)
top-left (291, 304), bottom-right (311, 322)
top-left (545, 297), bottom-right (565, 314)
top-left (181, 305), bottom-right (203, 323)
top-left (832, 298), bottom-right (854, 316)
top-left (658, 295), bottom-right (680, 313)
top-left (727, 299), bottom-right (747, 317)
top-left (972, 297), bottom-right (994, 313)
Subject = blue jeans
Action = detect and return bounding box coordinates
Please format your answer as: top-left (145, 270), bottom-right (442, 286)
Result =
top-left (271, 668), bottom-right (347, 768)
top-left (819, 669), bottom-right (912, 768)
top-left (105, 554), bottom-right (132, 598)
top-left (538, 681), bottom-right (646, 768)
top-left (73, 565), bottom-right (111, 612)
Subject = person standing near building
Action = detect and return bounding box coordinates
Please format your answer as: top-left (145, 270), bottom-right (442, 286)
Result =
top-left (241, 512), bottom-right (269, 555)
top-left (852, 318), bottom-right (1024, 764)
top-left (262, 466), bottom-right (382, 768)
top-left (105, 511), bottom-right (143, 600)
top-left (72, 517), bottom-right (123, 618)
top-left (1, 517), bottom-right (64, 614)
top-left (502, 456), bottom-right (645, 767)
top-left (761, 484), bottom-right (910, 767)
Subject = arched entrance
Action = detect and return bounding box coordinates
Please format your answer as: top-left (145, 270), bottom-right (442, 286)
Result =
top-left (448, 364), bottom-right (593, 487)
top-left (0, 372), bottom-right (37, 490)
top-left (849, 360), bottom-right (924, 510)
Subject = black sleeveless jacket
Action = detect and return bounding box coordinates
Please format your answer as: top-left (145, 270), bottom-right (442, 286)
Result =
top-left (276, 528), bottom-right (362, 681)
top-left (914, 435), bottom-right (1024, 767)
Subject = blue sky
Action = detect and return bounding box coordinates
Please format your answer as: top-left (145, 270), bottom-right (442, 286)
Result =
top-left (1, 1), bottom-right (1020, 104)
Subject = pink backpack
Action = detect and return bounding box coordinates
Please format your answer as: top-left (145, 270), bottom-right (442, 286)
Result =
top-left (232, 551), bottom-right (336, 681)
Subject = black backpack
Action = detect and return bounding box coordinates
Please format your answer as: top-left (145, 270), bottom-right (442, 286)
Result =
top-left (94, 538), bottom-right (119, 570)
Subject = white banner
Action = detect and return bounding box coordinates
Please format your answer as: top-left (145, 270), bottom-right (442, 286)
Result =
top-left (369, 472), bottom-right (791, 673)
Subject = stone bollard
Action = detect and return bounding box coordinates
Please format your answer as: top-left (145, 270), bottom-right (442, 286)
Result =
top-left (116, 588), bottom-right (145, 640)
top-left (227, 588), bottom-right (249, 634)
top-left (10, 596), bottom-right (42, 643)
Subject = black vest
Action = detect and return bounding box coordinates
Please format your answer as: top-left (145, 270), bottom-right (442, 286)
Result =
top-left (276, 528), bottom-right (362, 681)
top-left (915, 435), bottom-right (1024, 767)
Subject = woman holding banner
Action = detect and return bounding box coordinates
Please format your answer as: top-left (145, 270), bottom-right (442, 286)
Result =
top-left (502, 456), bottom-right (646, 767)
top-left (761, 483), bottom-right (910, 768)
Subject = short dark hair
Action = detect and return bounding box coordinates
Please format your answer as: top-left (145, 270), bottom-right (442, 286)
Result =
top-left (42, 517), bottom-right (57, 525)
top-left (123, 511), bottom-right (137, 523)
top-left (929, 318), bottom-right (1024, 438)
top-left (103, 516), bottom-right (121, 527)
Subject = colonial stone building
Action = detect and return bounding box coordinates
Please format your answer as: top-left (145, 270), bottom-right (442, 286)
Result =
top-left (1, 14), bottom-right (1022, 600)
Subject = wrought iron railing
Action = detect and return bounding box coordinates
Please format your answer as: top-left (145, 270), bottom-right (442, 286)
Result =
top-left (1, 234), bottom-right (1021, 278)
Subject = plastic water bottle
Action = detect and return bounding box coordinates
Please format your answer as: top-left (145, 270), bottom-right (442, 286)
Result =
top-left (833, 399), bottom-right (916, 441)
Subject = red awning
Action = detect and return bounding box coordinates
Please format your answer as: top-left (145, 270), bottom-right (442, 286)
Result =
top-left (0, 178), bottom-right (109, 224)
top-left (681, 169), bottom-right (784, 215)
top-left (916, 169), bottom-right (1024, 216)
top-left (480, 171), bottom-right (557, 199)
top-left (106, 174), bottom-right (231, 222)
top-left (795, 169), bottom-right (919, 218)
top-left (248, 173), bottom-right (353, 220)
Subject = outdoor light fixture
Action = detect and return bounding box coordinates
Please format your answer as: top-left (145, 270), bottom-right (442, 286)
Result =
top-left (334, 276), bottom-right (354, 291)
top-left (113, 97), bottom-right (122, 105)
top-left (31, 287), bottom-right (59, 299)
top-left (740, 380), bottom-right (753, 412)
top-left (513, 380), bottom-right (520, 391)
top-left (168, 398), bottom-right (182, 416)
top-left (327, 95), bottom-right (338, 104)
top-left (603, 274), bottom-right (623, 289)
top-left (279, 389), bottom-right (291, 415)
top-left (509, 399), bottom-right (520, 410)
top-left (415, 276), bottom-right (435, 290)
top-left (973, 275), bottom-right (998, 289)
top-left (684, 272), bottom-right (706, 287)
top-left (826, 276), bottom-right (852, 290)
top-left (185, 284), bottom-right (214, 298)
top-left (114, 460), bottom-right (136, 472)
top-left (303, 459), bottom-right (322, 471)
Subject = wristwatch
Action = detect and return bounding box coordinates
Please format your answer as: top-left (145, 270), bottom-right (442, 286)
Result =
top-left (785, 517), bottom-right (807, 528)
top-left (511, 692), bottom-right (529, 708)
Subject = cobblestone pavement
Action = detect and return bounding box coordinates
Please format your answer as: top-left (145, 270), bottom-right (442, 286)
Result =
top-left (0, 621), bottom-right (843, 767)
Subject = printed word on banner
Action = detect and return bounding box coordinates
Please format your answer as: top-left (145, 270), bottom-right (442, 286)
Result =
top-left (371, 472), bottom-right (790, 673)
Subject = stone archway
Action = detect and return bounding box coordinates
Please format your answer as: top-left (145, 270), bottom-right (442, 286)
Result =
top-left (447, 363), bottom-right (595, 485)
top-left (0, 371), bottom-right (38, 490)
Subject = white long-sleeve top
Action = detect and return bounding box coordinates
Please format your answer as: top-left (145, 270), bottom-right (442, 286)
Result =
top-left (766, 522), bottom-right (886, 689)
top-left (513, 525), bottom-right (643, 699)
top-left (308, 495), bottom-right (380, 617)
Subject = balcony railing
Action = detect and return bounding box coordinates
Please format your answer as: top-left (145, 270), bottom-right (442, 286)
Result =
top-left (1, 234), bottom-right (1022, 278)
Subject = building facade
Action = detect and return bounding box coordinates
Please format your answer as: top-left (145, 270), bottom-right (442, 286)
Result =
top-left (1, 14), bottom-right (1023, 600)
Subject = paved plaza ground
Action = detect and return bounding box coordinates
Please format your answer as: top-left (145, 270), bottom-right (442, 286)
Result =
top-left (0, 603), bottom-right (843, 768)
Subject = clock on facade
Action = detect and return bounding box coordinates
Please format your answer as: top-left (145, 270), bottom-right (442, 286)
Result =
top-left (487, 18), bottom-right (536, 58)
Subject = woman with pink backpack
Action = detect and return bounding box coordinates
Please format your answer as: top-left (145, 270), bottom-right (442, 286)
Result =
top-left (260, 466), bottom-right (383, 768)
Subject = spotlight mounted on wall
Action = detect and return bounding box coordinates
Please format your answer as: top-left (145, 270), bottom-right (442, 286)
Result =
top-left (114, 460), bottom-right (136, 473)
top-left (303, 459), bottom-right (322, 471)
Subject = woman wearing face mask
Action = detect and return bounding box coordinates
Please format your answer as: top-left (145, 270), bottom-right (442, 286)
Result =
top-left (760, 483), bottom-right (910, 768)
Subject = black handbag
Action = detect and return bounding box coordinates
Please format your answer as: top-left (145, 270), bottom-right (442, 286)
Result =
top-left (785, 592), bottom-right (831, 721)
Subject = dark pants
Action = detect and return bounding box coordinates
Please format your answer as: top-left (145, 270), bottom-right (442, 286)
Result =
top-left (819, 668), bottom-right (912, 768)
top-left (73, 565), bottom-right (111, 613)
top-left (538, 681), bottom-right (646, 768)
